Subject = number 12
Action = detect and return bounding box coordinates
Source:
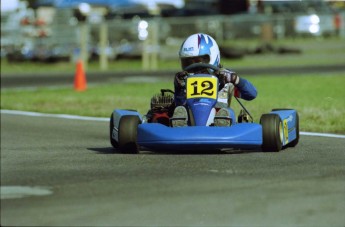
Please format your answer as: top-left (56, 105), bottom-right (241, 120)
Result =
top-left (190, 80), bottom-right (214, 96)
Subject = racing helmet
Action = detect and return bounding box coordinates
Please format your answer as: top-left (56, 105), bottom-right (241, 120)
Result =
top-left (179, 33), bottom-right (220, 71)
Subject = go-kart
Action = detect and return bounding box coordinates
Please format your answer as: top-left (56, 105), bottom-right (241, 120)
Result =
top-left (110, 63), bottom-right (299, 153)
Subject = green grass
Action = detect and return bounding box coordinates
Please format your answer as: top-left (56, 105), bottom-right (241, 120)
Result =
top-left (1, 73), bottom-right (344, 134)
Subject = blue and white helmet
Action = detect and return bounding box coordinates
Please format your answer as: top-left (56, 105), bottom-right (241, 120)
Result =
top-left (179, 33), bottom-right (220, 70)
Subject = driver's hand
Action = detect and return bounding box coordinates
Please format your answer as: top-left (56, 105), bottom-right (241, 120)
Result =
top-left (216, 68), bottom-right (240, 85)
top-left (175, 71), bottom-right (188, 87)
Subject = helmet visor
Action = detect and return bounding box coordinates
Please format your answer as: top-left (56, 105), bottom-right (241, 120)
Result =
top-left (181, 55), bottom-right (210, 70)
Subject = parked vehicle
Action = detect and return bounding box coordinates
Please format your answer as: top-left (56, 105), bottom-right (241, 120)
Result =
top-left (262, 0), bottom-right (338, 36)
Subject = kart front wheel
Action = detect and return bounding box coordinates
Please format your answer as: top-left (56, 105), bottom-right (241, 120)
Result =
top-left (271, 109), bottom-right (300, 148)
top-left (118, 115), bottom-right (141, 154)
top-left (260, 114), bottom-right (283, 152)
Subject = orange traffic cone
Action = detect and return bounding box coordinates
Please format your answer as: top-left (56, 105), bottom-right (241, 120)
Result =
top-left (74, 60), bottom-right (87, 91)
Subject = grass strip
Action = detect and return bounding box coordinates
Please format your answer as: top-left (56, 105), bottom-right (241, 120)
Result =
top-left (1, 73), bottom-right (344, 134)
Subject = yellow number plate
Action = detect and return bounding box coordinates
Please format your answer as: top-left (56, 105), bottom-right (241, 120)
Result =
top-left (186, 77), bottom-right (218, 99)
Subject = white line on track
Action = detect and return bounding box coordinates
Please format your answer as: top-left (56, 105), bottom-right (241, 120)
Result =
top-left (299, 131), bottom-right (345, 138)
top-left (1, 109), bottom-right (345, 139)
top-left (1, 109), bottom-right (108, 122)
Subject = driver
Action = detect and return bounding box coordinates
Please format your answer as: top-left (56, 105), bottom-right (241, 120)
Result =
top-left (171, 33), bottom-right (257, 127)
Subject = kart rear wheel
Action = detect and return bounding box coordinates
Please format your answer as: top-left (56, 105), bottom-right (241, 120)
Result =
top-left (118, 115), bottom-right (141, 154)
top-left (260, 114), bottom-right (283, 152)
top-left (109, 114), bottom-right (119, 149)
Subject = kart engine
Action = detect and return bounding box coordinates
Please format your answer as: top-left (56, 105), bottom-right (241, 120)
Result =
top-left (150, 93), bottom-right (174, 111)
top-left (149, 92), bottom-right (174, 126)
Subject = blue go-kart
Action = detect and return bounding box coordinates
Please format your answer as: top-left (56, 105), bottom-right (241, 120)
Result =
top-left (110, 63), bottom-right (299, 153)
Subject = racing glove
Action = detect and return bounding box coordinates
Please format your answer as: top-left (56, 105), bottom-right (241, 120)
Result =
top-left (174, 71), bottom-right (188, 88)
top-left (216, 68), bottom-right (240, 86)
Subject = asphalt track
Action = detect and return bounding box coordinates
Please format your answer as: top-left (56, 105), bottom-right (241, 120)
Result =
top-left (1, 112), bottom-right (345, 226)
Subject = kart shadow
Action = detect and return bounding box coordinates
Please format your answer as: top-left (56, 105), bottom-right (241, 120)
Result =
top-left (88, 147), bottom-right (260, 155)
top-left (88, 147), bottom-right (116, 154)
top-left (159, 149), bottom-right (260, 155)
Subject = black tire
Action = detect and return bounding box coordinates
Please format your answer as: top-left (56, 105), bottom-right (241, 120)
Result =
top-left (118, 115), bottom-right (141, 154)
top-left (271, 109), bottom-right (300, 148)
top-left (109, 114), bottom-right (119, 149)
top-left (260, 114), bottom-right (283, 152)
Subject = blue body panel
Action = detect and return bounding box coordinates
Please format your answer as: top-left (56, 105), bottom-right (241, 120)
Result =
top-left (137, 123), bottom-right (262, 150)
top-left (187, 98), bottom-right (215, 126)
top-left (110, 108), bottom-right (298, 151)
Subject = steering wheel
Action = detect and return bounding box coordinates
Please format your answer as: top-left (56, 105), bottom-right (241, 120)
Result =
top-left (184, 63), bottom-right (220, 73)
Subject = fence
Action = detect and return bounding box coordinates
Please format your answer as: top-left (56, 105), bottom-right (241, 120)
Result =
top-left (2, 10), bottom-right (344, 70)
